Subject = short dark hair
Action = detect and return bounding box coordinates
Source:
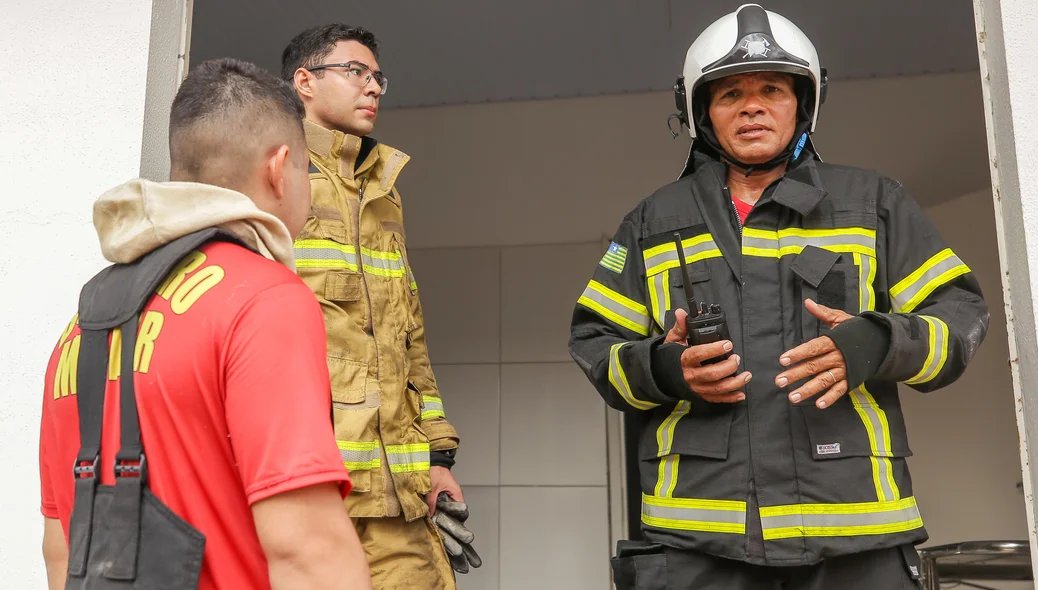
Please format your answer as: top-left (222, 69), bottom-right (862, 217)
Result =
top-left (169, 58), bottom-right (305, 184)
top-left (280, 24), bottom-right (380, 81)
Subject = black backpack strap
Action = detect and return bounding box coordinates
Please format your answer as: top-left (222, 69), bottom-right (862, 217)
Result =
top-left (104, 313), bottom-right (144, 580)
top-left (66, 327), bottom-right (110, 577)
top-left (67, 228), bottom-right (248, 581)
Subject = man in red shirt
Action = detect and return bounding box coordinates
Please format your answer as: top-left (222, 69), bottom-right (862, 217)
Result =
top-left (38, 58), bottom-right (372, 589)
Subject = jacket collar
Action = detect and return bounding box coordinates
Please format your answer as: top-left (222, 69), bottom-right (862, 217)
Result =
top-left (769, 154), bottom-right (829, 217)
top-left (303, 119), bottom-right (410, 192)
top-left (689, 148), bottom-right (829, 217)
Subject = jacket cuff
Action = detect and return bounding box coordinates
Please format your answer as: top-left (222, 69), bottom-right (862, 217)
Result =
top-left (827, 316), bottom-right (891, 390)
top-left (430, 449), bottom-right (456, 470)
top-left (425, 420), bottom-right (460, 452)
top-left (650, 341), bottom-right (696, 402)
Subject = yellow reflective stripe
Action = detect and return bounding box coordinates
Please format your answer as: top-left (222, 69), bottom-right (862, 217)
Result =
top-left (360, 247), bottom-right (406, 278)
top-left (647, 270), bottom-right (670, 331)
top-left (760, 497), bottom-right (923, 540)
top-left (643, 234), bottom-right (722, 275)
top-left (848, 385), bottom-right (900, 502)
top-left (294, 239), bottom-right (408, 278)
top-left (337, 440), bottom-right (381, 471)
top-left (654, 401), bottom-right (690, 457)
top-left (854, 253), bottom-right (877, 312)
top-left (578, 281), bottom-right (651, 336)
top-left (421, 395), bottom-right (445, 421)
top-left (741, 227), bottom-right (876, 258)
top-left (294, 238), bottom-right (360, 270)
top-left (641, 493), bottom-right (747, 534)
top-left (890, 248), bottom-right (971, 313)
top-left (653, 400), bottom-right (691, 497)
top-left (906, 316), bottom-right (950, 384)
top-left (385, 443), bottom-right (430, 473)
top-left (609, 343), bottom-right (660, 410)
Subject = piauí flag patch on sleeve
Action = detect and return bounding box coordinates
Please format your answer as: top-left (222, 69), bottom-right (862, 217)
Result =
top-left (599, 242), bottom-right (628, 274)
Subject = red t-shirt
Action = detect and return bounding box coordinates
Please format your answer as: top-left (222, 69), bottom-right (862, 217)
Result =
top-left (733, 196), bottom-right (754, 224)
top-left (38, 241), bottom-right (351, 590)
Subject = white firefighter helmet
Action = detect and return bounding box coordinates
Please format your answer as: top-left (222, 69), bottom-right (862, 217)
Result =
top-left (673, 3), bottom-right (827, 141)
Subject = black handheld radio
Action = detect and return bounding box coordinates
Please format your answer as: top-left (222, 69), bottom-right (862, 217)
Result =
top-left (673, 232), bottom-right (732, 365)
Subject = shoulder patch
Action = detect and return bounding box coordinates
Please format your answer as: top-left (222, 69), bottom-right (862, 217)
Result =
top-left (599, 242), bottom-right (628, 274)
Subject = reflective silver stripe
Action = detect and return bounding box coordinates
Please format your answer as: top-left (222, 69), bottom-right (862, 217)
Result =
top-left (874, 457), bottom-right (897, 503)
top-left (337, 441), bottom-right (380, 470)
top-left (421, 396), bottom-right (445, 420)
top-left (849, 390), bottom-right (891, 458)
top-left (857, 253), bottom-right (875, 312)
top-left (294, 247), bottom-right (359, 269)
top-left (741, 228), bottom-right (876, 257)
top-left (890, 250), bottom-right (970, 312)
top-left (849, 385), bottom-right (900, 502)
top-left (656, 401), bottom-right (689, 457)
top-left (643, 237), bottom-right (720, 274)
top-left (360, 249), bottom-right (406, 277)
top-left (653, 401), bottom-right (690, 497)
top-left (609, 343), bottom-right (659, 410)
top-left (648, 271), bottom-right (669, 330)
top-left (906, 316), bottom-right (949, 384)
top-left (760, 501), bottom-right (922, 533)
top-left (385, 444), bottom-right (430, 473)
top-left (643, 502), bottom-right (747, 525)
top-left (641, 494), bottom-right (747, 534)
top-left (656, 456), bottom-right (678, 498)
top-left (578, 282), bottom-right (652, 336)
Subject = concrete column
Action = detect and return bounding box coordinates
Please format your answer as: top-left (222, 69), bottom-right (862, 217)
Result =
top-left (973, 0), bottom-right (1038, 567)
top-left (0, 0), bottom-right (187, 585)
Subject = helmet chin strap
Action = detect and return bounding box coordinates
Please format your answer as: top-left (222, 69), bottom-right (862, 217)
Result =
top-left (700, 118), bottom-right (812, 177)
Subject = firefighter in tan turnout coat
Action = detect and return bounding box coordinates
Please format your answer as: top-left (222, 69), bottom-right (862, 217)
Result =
top-left (282, 23), bottom-right (481, 587)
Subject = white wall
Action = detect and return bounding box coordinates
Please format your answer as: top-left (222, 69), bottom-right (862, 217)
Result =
top-left (374, 71), bottom-right (991, 250)
top-left (974, 0), bottom-right (1038, 567)
top-left (0, 1), bottom-right (155, 586)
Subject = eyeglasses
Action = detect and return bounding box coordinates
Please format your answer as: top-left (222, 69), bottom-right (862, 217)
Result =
top-left (306, 61), bottom-right (388, 95)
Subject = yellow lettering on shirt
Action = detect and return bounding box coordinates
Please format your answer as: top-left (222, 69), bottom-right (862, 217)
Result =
top-left (134, 311), bottom-right (164, 373)
top-left (54, 251), bottom-right (226, 400)
top-left (59, 313), bottom-right (79, 343)
top-left (53, 334), bottom-right (81, 399)
top-left (170, 265), bottom-right (225, 314)
top-left (107, 311), bottom-right (165, 380)
top-left (156, 251), bottom-right (207, 300)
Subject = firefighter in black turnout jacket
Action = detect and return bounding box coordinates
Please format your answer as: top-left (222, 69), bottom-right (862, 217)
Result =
top-left (569, 5), bottom-right (989, 589)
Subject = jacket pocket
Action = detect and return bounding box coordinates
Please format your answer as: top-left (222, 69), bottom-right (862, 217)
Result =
top-left (324, 270), bottom-right (363, 302)
top-left (639, 403), bottom-right (734, 461)
top-left (328, 356), bottom-right (368, 404)
top-left (798, 384), bottom-right (912, 461)
top-left (791, 246), bottom-right (860, 341)
top-left (645, 266), bottom-right (711, 333)
top-left (611, 541), bottom-right (668, 590)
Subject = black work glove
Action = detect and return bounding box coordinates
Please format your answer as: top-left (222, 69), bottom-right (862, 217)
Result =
top-left (434, 491), bottom-right (482, 574)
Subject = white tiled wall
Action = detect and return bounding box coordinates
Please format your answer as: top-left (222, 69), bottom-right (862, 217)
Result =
top-left (412, 243), bottom-right (613, 590)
